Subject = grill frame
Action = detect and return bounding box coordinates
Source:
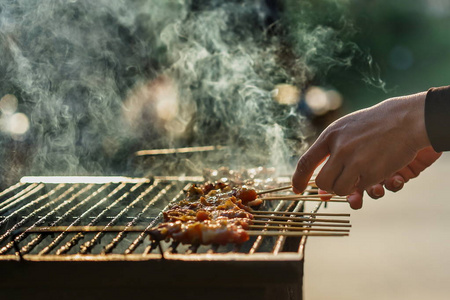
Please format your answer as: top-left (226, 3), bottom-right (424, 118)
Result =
top-left (0, 176), bottom-right (328, 260)
top-left (0, 175), bottom-right (347, 300)
top-left (0, 258), bottom-right (304, 300)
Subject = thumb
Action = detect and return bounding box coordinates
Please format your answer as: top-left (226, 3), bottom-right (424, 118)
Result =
top-left (292, 138), bottom-right (329, 194)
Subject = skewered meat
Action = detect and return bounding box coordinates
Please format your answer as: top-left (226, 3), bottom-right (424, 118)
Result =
top-left (149, 181), bottom-right (261, 245)
top-left (318, 189), bottom-right (332, 201)
top-left (149, 218), bottom-right (250, 245)
top-left (163, 208), bottom-right (253, 223)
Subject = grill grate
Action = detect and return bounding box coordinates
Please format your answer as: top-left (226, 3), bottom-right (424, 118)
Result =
top-left (0, 176), bottom-right (350, 262)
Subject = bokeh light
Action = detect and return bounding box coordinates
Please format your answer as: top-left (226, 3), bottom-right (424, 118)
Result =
top-left (0, 94), bottom-right (30, 139)
top-left (272, 84), bottom-right (301, 105)
top-left (305, 86), bottom-right (343, 116)
top-left (0, 94), bottom-right (18, 115)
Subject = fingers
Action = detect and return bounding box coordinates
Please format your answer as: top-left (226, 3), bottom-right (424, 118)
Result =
top-left (399, 147), bottom-right (441, 180)
top-left (325, 164), bottom-right (358, 196)
top-left (347, 188), bottom-right (364, 210)
top-left (314, 154), bottom-right (343, 193)
top-left (366, 183), bottom-right (385, 199)
top-left (292, 138), bottom-right (329, 194)
top-left (383, 147), bottom-right (441, 192)
top-left (384, 174), bottom-right (405, 192)
top-left (347, 183), bottom-right (387, 209)
top-left (347, 184), bottom-right (387, 210)
top-left (414, 147), bottom-right (442, 170)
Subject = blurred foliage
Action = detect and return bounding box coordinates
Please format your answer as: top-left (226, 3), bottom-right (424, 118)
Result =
top-left (343, 0), bottom-right (450, 110)
top-left (284, 0), bottom-right (450, 111)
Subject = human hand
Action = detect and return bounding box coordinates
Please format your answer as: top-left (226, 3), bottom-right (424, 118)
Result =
top-left (347, 146), bottom-right (441, 209)
top-left (292, 92), bottom-right (435, 209)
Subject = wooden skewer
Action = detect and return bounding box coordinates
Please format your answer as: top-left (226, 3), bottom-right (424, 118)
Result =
top-left (253, 215), bottom-right (350, 223)
top-left (253, 210), bottom-right (350, 217)
top-left (303, 188), bottom-right (320, 192)
top-left (257, 185), bottom-right (293, 195)
top-left (251, 220), bottom-right (352, 227)
top-left (135, 145), bottom-right (228, 156)
top-left (262, 197), bottom-right (347, 203)
top-left (247, 231), bottom-right (348, 237)
top-left (307, 180), bottom-right (317, 187)
top-left (262, 195), bottom-right (347, 202)
top-left (263, 194), bottom-right (345, 199)
top-left (248, 225), bottom-right (349, 232)
top-left (256, 184), bottom-right (322, 195)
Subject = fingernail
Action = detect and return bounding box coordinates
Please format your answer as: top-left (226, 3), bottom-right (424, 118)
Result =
top-left (393, 178), bottom-right (403, 188)
top-left (372, 188), bottom-right (382, 198)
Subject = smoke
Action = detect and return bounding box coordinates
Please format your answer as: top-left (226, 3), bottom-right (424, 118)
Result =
top-left (0, 0), bottom-right (368, 182)
top-left (283, 0), bottom-right (385, 89)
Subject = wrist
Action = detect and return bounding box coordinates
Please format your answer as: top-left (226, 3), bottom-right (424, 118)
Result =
top-left (402, 91), bottom-right (431, 150)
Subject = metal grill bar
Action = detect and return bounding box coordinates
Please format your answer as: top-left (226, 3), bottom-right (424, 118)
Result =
top-left (0, 183), bottom-right (46, 216)
top-left (273, 200), bottom-right (307, 254)
top-left (272, 185), bottom-right (323, 254)
top-left (74, 180), bottom-right (161, 255)
top-left (32, 183), bottom-right (128, 255)
top-left (0, 181), bottom-right (25, 199)
top-left (20, 176), bottom-right (150, 184)
top-left (0, 184), bottom-right (72, 241)
top-left (125, 184), bottom-right (190, 254)
top-left (25, 183), bottom-right (107, 253)
top-left (0, 184), bottom-right (95, 254)
top-left (248, 199), bottom-right (291, 254)
top-left (47, 182), bottom-right (145, 255)
top-left (102, 183), bottom-right (174, 254)
top-left (298, 202), bottom-right (323, 254)
top-left (0, 183), bottom-right (40, 212)
top-left (0, 176), bottom-right (350, 261)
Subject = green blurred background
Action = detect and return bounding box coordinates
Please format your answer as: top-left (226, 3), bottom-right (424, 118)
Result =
top-left (349, 1), bottom-right (450, 109)
top-left (288, 0), bottom-right (450, 111)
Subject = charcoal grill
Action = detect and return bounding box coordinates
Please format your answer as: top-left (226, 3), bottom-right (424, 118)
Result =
top-left (0, 175), bottom-right (350, 300)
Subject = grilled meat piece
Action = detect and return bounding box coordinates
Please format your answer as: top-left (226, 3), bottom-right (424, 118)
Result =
top-left (151, 181), bottom-right (261, 245)
top-left (149, 218), bottom-right (250, 245)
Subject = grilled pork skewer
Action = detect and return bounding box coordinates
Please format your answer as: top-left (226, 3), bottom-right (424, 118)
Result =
top-left (17, 181), bottom-right (344, 247)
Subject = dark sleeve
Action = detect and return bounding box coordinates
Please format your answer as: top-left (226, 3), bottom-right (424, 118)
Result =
top-left (425, 85), bottom-right (450, 152)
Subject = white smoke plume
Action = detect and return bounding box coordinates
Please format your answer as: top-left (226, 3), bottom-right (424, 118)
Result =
top-left (0, 0), bottom-right (366, 185)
